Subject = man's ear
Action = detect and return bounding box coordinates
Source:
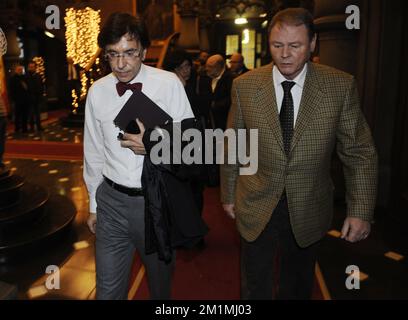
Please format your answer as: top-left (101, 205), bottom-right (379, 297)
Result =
top-left (141, 48), bottom-right (147, 61)
top-left (310, 33), bottom-right (317, 53)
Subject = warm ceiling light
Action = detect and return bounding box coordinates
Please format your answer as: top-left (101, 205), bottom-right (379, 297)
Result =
top-left (235, 17), bottom-right (248, 25)
top-left (242, 29), bottom-right (250, 44)
top-left (44, 31), bottom-right (55, 38)
top-left (259, 13), bottom-right (267, 18)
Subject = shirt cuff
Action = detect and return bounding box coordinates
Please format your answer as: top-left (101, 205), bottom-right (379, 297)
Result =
top-left (89, 195), bottom-right (97, 214)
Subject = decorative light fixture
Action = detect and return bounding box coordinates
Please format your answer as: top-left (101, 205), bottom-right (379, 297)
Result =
top-left (65, 7), bottom-right (100, 69)
top-left (217, 1), bottom-right (266, 21)
top-left (235, 17), bottom-right (248, 25)
top-left (65, 7), bottom-right (101, 108)
top-left (32, 56), bottom-right (46, 84)
top-left (71, 89), bottom-right (78, 111)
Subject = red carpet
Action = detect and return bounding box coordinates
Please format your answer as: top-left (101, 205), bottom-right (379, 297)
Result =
top-left (131, 187), bottom-right (324, 300)
top-left (5, 140), bottom-right (83, 160)
top-left (4, 109), bottom-right (83, 160)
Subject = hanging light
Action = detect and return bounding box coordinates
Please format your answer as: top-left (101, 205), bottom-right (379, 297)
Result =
top-left (235, 17), bottom-right (248, 25)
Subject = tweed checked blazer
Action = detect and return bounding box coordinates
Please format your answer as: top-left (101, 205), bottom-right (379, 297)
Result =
top-left (220, 62), bottom-right (378, 247)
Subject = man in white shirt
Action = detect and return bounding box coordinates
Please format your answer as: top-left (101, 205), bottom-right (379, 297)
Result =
top-left (83, 12), bottom-right (194, 300)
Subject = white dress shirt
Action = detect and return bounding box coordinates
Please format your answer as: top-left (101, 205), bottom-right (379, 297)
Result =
top-left (83, 64), bottom-right (194, 213)
top-left (272, 63), bottom-right (308, 126)
top-left (211, 68), bottom-right (225, 92)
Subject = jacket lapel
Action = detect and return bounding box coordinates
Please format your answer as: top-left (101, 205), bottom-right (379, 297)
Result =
top-left (255, 64), bottom-right (285, 154)
top-left (290, 63), bottom-right (324, 154)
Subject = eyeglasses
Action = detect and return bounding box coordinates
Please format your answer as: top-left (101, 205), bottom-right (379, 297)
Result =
top-left (104, 49), bottom-right (142, 61)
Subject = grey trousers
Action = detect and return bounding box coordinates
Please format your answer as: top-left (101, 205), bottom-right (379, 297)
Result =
top-left (95, 180), bottom-right (175, 300)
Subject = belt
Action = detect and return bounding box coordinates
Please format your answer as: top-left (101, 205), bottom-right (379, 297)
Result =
top-left (103, 176), bottom-right (144, 197)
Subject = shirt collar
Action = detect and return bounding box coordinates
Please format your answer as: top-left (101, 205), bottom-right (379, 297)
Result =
top-left (213, 67), bottom-right (226, 82)
top-left (113, 63), bottom-right (146, 85)
top-left (273, 63), bottom-right (308, 89)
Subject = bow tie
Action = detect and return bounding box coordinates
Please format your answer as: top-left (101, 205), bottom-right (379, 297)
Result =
top-left (116, 81), bottom-right (143, 97)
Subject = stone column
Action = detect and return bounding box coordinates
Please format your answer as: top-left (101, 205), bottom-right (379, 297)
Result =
top-left (175, 0), bottom-right (201, 50)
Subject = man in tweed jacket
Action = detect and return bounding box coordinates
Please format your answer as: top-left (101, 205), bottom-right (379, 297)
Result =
top-left (221, 8), bottom-right (378, 299)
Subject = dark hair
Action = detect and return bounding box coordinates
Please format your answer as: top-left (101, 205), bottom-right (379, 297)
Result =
top-left (98, 12), bottom-right (150, 49)
top-left (268, 7), bottom-right (315, 41)
top-left (162, 49), bottom-right (192, 72)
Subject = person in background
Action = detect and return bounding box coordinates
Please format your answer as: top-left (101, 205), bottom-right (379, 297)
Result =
top-left (195, 54), bottom-right (234, 187)
top-left (203, 54), bottom-right (234, 131)
top-left (9, 65), bottom-right (30, 133)
top-left (164, 49), bottom-right (205, 121)
top-left (229, 52), bottom-right (250, 77)
top-left (312, 55), bottom-right (320, 63)
top-left (163, 49), bottom-right (208, 246)
top-left (194, 50), bottom-right (209, 77)
top-left (26, 61), bottom-right (43, 132)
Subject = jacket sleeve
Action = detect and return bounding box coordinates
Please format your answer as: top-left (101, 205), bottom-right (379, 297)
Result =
top-left (335, 77), bottom-right (378, 222)
top-left (220, 80), bottom-right (245, 204)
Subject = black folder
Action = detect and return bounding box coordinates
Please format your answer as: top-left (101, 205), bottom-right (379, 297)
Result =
top-left (114, 91), bottom-right (173, 134)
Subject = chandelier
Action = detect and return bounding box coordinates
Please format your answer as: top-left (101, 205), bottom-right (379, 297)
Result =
top-left (216, 0), bottom-right (267, 20)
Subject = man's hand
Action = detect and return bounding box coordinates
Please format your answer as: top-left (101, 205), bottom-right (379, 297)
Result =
top-left (120, 118), bottom-right (146, 155)
top-left (223, 203), bottom-right (236, 219)
top-left (341, 217), bottom-right (371, 243)
top-left (87, 213), bottom-right (97, 234)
